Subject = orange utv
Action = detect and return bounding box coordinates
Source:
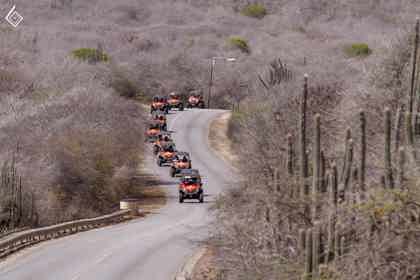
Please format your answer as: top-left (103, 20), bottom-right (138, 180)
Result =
top-left (151, 111), bottom-right (167, 131)
top-left (167, 92), bottom-right (184, 111)
top-left (169, 152), bottom-right (191, 177)
top-left (151, 96), bottom-right (169, 114)
top-left (187, 93), bottom-right (205, 109)
top-left (156, 143), bottom-right (177, 166)
top-left (178, 169), bottom-right (204, 203)
top-left (145, 121), bottom-right (162, 143)
top-left (153, 132), bottom-right (173, 155)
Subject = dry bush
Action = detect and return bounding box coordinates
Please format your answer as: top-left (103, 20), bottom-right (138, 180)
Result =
top-left (0, 74), bottom-right (145, 225)
top-left (330, 183), bottom-right (420, 280)
top-left (109, 66), bottom-right (143, 99)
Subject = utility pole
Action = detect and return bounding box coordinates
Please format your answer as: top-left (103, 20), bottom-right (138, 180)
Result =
top-left (208, 59), bottom-right (215, 109)
top-left (207, 57), bottom-right (236, 109)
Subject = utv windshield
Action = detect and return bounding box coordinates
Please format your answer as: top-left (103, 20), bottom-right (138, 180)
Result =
top-left (150, 124), bottom-right (160, 129)
top-left (182, 177), bottom-right (198, 184)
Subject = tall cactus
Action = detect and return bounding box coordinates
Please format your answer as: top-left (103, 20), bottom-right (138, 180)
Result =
top-left (326, 214), bottom-right (336, 263)
top-left (300, 75), bottom-right (309, 196)
top-left (299, 228), bottom-right (306, 254)
top-left (384, 108), bottom-right (394, 188)
top-left (405, 112), bottom-right (417, 161)
top-left (273, 167), bottom-right (279, 192)
top-left (394, 106), bottom-right (404, 152)
top-left (359, 110), bottom-right (366, 191)
top-left (340, 236), bottom-right (346, 256)
top-left (320, 151), bottom-right (326, 192)
top-left (341, 128), bottom-right (352, 182)
top-left (287, 133), bottom-right (294, 176)
top-left (0, 159), bottom-right (24, 229)
top-left (409, 19), bottom-right (420, 114)
top-left (330, 163), bottom-right (338, 207)
top-left (334, 228), bottom-right (340, 259)
top-left (303, 228), bottom-right (313, 280)
top-left (397, 147), bottom-right (406, 188)
top-left (342, 139), bottom-right (354, 199)
top-left (312, 114), bottom-right (321, 221)
top-left (312, 222), bottom-right (321, 278)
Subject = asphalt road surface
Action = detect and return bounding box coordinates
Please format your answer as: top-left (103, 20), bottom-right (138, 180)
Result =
top-left (0, 109), bottom-right (236, 280)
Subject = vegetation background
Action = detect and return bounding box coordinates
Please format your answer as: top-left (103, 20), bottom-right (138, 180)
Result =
top-left (1, 1), bottom-right (420, 278)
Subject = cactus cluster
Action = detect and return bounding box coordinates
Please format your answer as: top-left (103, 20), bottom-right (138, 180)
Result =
top-left (0, 159), bottom-right (34, 232)
top-left (258, 58), bottom-right (293, 90)
top-left (282, 73), bottom-right (420, 279)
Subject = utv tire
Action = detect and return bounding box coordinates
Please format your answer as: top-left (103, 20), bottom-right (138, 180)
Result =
top-left (199, 102), bottom-right (205, 109)
top-left (179, 194), bottom-right (184, 203)
top-left (187, 103), bottom-right (192, 109)
top-left (169, 167), bottom-right (176, 177)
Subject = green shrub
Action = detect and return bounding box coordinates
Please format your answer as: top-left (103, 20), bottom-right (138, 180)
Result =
top-left (71, 48), bottom-right (109, 63)
top-left (344, 43), bottom-right (372, 57)
top-left (228, 36), bottom-right (250, 54)
top-left (241, 4), bottom-right (267, 19)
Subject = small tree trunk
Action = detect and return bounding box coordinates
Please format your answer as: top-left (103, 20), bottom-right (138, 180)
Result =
top-left (312, 114), bottom-right (321, 221)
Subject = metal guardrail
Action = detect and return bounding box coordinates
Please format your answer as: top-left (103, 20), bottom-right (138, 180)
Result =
top-left (0, 227), bottom-right (31, 239)
top-left (0, 210), bottom-right (131, 259)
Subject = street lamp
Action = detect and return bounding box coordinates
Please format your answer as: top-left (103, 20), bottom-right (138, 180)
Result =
top-left (208, 57), bottom-right (236, 108)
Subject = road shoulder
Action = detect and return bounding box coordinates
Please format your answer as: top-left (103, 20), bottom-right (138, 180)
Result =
top-left (207, 111), bottom-right (238, 169)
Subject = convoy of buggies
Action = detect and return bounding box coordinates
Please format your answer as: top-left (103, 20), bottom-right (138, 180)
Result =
top-left (146, 91), bottom-right (206, 203)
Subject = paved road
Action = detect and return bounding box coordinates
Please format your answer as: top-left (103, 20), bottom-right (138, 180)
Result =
top-left (0, 109), bottom-right (235, 280)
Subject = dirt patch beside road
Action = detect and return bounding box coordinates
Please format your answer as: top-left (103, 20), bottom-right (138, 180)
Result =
top-left (191, 248), bottom-right (219, 280)
top-left (208, 112), bottom-right (238, 168)
top-left (131, 160), bottom-right (167, 214)
top-left (136, 184), bottom-right (166, 214)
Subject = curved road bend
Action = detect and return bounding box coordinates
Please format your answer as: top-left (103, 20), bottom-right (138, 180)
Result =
top-left (0, 109), bottom-right (236, 280)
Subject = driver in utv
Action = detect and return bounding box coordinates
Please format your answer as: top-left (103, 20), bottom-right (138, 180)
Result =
top-left (156, 143), bottom-right (177, 166)
top-left (178, 173), bottom-right (204, 203)
top-left (169, 152), bottom-right (192, 177)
